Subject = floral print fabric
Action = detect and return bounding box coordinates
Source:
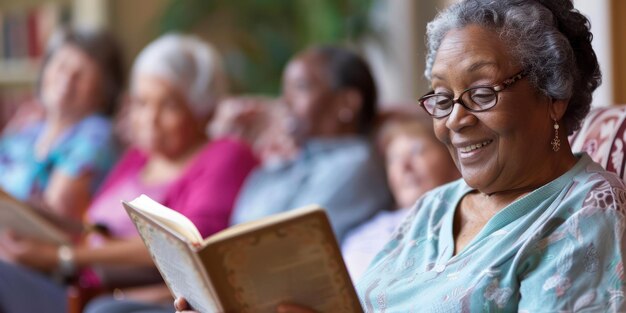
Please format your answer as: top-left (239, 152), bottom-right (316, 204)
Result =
top-left (356, 153), bottom-right (626, 312)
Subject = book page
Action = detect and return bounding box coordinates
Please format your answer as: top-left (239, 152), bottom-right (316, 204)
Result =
top-left (129, 195), bottom-right (203, 244)
top-left (0, 189), bottom-right (70, 244)
top-left (201, 210), bottom-right (362, 313)
top-left (125, 204), bottom-right (223, 313)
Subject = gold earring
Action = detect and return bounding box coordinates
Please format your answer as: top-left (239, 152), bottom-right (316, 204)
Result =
top-left (551, 119), bottom-right (560, 152)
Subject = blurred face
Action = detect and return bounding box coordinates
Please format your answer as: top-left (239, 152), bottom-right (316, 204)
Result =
top-left (40, 44), bottom-right (103, 117)
top-left (281, 53), bottom-right (343, 139)
top-left (431, 25), bottom-right (553, 194)
top-left (130, 75), bottom-right (203, 158)
top-left (386, 134), bottom-right (459, 208)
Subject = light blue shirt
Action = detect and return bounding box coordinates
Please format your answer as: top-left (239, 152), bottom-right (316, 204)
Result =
top-left (0, 115), bottom-right (118, 201)
top-left (230, 136), bottom-right (393, 242)
top-left (357, 153), bottom-right (626, 312)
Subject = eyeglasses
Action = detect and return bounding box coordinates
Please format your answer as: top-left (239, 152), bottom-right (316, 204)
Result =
top-left (418, 70), bottom-right (527, 118)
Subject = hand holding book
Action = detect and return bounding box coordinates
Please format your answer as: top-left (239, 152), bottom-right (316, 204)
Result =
top-left (0, 188), bottom-right (84, 245)
top-left (174, 297), bottom-right (198, 313)
top-left (125, 195), bottom-right (363, 313)
top-left (0, 229), bottom-right (63, 272)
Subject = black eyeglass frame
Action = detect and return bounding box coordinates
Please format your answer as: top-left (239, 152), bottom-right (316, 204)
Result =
top-left (419, 70), bottom-right (527, 118)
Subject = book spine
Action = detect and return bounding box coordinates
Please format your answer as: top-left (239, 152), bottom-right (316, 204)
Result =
top-left (3, 12), bottom-right (12, 60)
top-left (27, 9), bottom-right (39, 59)
top-left (0, 11), bottom-right (4, 61)
top-left (15, 10), bottom-right (29, 60)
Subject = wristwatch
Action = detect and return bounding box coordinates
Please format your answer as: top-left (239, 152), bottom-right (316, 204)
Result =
top-left (57, 244), bottom-right (76, 277)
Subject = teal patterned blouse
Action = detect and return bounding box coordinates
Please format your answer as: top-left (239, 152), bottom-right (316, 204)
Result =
top-left (0, 115), bottom-right (118, 201)
top-left (357, 153), bottom-right (626, 312)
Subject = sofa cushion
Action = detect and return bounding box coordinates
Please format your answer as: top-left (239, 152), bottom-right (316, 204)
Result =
top-left (570, 105), bottom-right (626, 180)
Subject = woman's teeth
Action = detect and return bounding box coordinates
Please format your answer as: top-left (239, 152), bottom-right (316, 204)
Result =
top-left (459, 140), bottom-right (492, 153)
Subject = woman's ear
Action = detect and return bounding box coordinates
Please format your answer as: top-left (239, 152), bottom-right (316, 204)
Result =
top-left (549, 98), bottom-right (569, 121)
top-left (339, 88), bottom-right (363, 115)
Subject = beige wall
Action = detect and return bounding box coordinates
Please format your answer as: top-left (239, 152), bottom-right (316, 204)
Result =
top-left (366, 0), bottom-right (445, 105)
top-left (108, 0), bottom-right (169, 74)
top-left (72, 0), bottom-right (107, 30)
top-left (574, 0), bottom-right (614, 107)
top-left (613, 0), bottom-right (626, 104)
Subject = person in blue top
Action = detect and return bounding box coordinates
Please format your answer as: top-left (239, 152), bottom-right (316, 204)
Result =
top-left (230, 46), bottom-right (393, 243)
top-left (177, 0), bottom-right (626, 312)
top-left (0, 27), bottom-right (123, 221)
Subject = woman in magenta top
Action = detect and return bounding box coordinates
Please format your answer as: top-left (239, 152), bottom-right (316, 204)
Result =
top-left (88, 138), bottom-right (257, 240)
top-left (0, 34), bottom-right (257, 313)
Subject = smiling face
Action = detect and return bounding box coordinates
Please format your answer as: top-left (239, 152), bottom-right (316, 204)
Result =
top-left (386, 133), bottom-right (459, 208)
top-left (431, 25), bottom-right (555, 194)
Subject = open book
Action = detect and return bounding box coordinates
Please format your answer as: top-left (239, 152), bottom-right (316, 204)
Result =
top-left (123, 195), bottom-right (363, 313)
top-left (0, 189), bottom-right (76, 244)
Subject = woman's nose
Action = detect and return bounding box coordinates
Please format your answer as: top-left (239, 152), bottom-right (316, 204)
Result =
top-left (445, 102), bottom-right (477, 132)
top-left (139, 104), bottom-right (161, 127)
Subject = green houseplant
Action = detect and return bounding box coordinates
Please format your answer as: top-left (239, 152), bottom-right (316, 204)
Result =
top-left (158, 0), bottom-right (377, 94)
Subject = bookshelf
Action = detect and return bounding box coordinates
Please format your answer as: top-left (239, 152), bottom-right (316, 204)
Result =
top-left (0, 0), bottom-right (108, 130)
top-left (0, 1), bottom-right (70, 86)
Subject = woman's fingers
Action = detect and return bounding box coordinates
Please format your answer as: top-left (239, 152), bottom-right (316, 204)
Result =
top-left (174, 297), bottom-right (199, 312)
top-left (174, 297), bottom-right (187, 310)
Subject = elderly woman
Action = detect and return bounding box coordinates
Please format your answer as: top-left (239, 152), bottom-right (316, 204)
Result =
top-left (0, 33), bottom-right (258, 313)
top-left (0, 28), bottom-right (122, 221)
top-left (341, 113), bottom-right (460, 281)
top-left (230, 46), bottom-right (393, 243)
top-left (178, 0), bottom-right (625, 312)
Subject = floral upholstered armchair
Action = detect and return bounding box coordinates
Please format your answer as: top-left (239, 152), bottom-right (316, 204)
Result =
top-left (570, 105), bottom-right (626, 180)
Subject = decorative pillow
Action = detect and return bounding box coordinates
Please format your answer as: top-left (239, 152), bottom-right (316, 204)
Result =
top-left (570, 105), bottom-right (626, 180)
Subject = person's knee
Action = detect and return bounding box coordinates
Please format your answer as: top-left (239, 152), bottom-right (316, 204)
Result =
top-left (0, 261), bottom-right (67, 313)
top-left (0, 261), bottom-right (18, 301)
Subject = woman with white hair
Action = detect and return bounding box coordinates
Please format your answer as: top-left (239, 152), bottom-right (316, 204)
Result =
top-left (0, 33), bottom-right (258, 313)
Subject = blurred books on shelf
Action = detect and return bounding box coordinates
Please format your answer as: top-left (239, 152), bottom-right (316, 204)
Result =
top-left (0, 3), bottom-right (70, 86)
top-left (0, 2), bottom-right (70, 132)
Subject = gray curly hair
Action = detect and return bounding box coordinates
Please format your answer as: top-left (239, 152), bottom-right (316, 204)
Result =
top-left (425, 0), bottom-right (601, 134)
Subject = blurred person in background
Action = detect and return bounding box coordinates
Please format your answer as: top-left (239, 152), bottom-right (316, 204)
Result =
top-left (0, 27), bottom-right (123, 222)
top-left (342, 110), bottom-right (460, 281)
top-left (0, 33), bottom-right (258, 313)
top-left (229, 45), bottom-right (393, 243)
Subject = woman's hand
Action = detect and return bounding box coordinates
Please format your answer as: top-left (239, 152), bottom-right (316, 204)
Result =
top-left (0, 230), bottom-right (60, 272)
top-left (173, 297), bottom-right (199, 313)
top-left (208, 97), bottom-right (272, 144)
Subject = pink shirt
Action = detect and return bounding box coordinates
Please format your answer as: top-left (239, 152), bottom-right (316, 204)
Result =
top-left (87, 138), bottom-right (258, 239)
